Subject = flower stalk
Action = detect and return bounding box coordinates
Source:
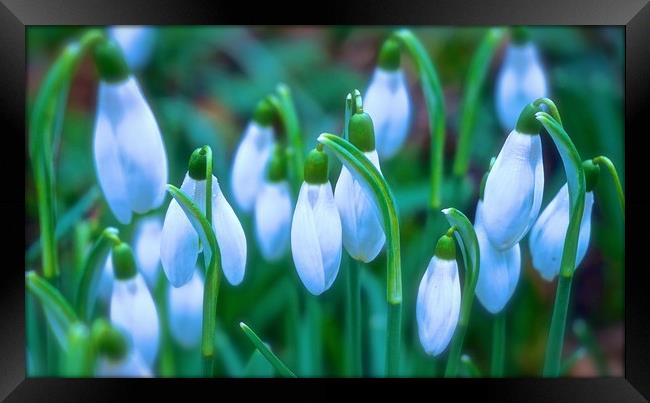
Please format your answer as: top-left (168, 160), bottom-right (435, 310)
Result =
top-left (592, 156), bottom-right (625, 216)
top-left (270, 84), bottom-right (304, 193)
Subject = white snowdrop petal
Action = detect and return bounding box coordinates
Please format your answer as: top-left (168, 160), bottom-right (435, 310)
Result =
top-left (364, 68), bottom-right (411, 158)
top-left (134, 216), bottom-right (163, 288)
top-left (482, 130), bottom-right (544, 249)
top-left (211, 176), bottom-right (247, 286)
top-left (109, 26), bottom-right (156, 71)
top-left (495, 43), bottom-right (548, 130)
top-left (255, 181), bottom-right (292, 262)
top-left (93, 110), bottom-right (132, 224)
top-left (167, 268), bottom-right (204, 349)
top-left (230, 122), bottom-right (275, 212)
top-left (98, 254), bottom-right (114, 304)
top-left (110, 274), bottom-right (160, 368)
top-left (312, 183), bottom-right (343, 291)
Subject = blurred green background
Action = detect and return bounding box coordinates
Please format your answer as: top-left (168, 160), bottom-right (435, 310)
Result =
top-left (26, 26), bottom-right (624, 377)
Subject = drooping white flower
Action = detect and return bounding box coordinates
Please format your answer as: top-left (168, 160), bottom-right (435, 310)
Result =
top-left (255, 180), bottom-right (293, 262)
top-left (231, 100), bottom-right (276, 212)
top-left (495, 42), bottom-right (548, 130)
top-left (364, 38), bottom-right (411, 159)
top-left (108, 26), bottom-right (156, 71)
top-left (416, 234), bottom-right (461, 357)
top-left (291, 148), bottom-right (342, 295)
top-left (482, 127), bottom-right (544, 250)
top-left (133, 216), bottom-right (163, 288)
top-left (161, 170), bottom-right (247, 287)
top-left (474, 200), bottom-right (521, 314)
top-left (96, 350), bottom-right (152, 377)
top-left (93, 76), bottom-right (167, 224)
top-left (109, 243), bottom-right (159, 368)
top-left (167, 267), bottom-right (204, 349)
top-left (529, 183), bottom-right (594, 281)
top-left (334, 112), bottom-right (386, 262)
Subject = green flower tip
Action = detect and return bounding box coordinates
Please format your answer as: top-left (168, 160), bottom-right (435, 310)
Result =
top-left (267, 145), bottom-right (288, 182)
top-left (515, 103), bottom-right (543, 135)
top-left (434, 233), bottom-right (456, 261)
top-left (378, 37), bottom-right (401, 71)
top-left (583, 159), bottom-right (600, 192)
top-left (348, 112), bottom-right (376, 152)
top-left (93, 39), bottom-right (130, 83)
top-left (510, 26), bottom-right (531, 45)
top-left (253, 98), bottom-right (276, 127)
top-left (304, 146), bottom-right (329, 184)
top-left (91, 319), bottom-right (128, 360)
top-left (112, 242), bottom-right (137, 280)
top-left (188, 146), bottom-right (209, 180)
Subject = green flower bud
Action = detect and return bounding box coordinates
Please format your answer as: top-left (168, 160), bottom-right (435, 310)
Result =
top-left (583, 159), bottom-right (600, 192)
top-left (253, 98), bottom-right (276, 127)
top-left (112, 242), bottom-right (137, 280)
top-left (93, 40), bottom-right (130, 83)
top-left (267, 145), bottom-right (288, 182)
top-left (434, 233), bottom-right (456, 261)
top-left (91, 318), bottom-right (128, 360)
top-left (188, 146), bottom-right (208, 180)
top-left (304, 146), bottom-right (329, 184)
top-left (348, 112), bottom-right (376, 152)
top-left (378, 37), bottom-right (401, 71)
top-left (515, 103), bottom-right (542, 135)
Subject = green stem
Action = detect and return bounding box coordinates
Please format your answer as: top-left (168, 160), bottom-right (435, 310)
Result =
top-left (392, 29), bottom-right (446, 209)
top-left (453, 28), bottom-right (505, 177)
top-left (543, 274), bottom-right (573, 376)
top-left (240, 322), bottom-right (297, 378)
top-left (347, 257), bottom-right (362, 376)
top-left (592, 156), bottom-right (625, 216)
top-left (491, 311), bottom-right (506, 377)
top-left (29, 29), bottom-right (106, 280)
top-left (271, 84), bottom-right (303, 193)
top-left (386, 302), bottom-right (402, 376)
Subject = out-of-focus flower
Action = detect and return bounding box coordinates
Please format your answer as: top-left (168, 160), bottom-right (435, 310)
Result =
top-left (364, 38), bottom-right (411, 159)
top-left (291, 147), bottom-right (342, 295)
top-left (161, 148), bottom-right (247, 287)
top-left (133, 216), bottom-right (163, 288)
top-left (108, 26), bottom-right (156, 71)
top-left (96, 351), bottom-right (152, 377)
top-left (231, 99), bottom-right (276, 213)
top-left (167, 267), bottom-right (204, 349)
top-left (92, 41), bottom-right (167, 224)
top-left (417, 232), bottom-right (461, 356)
top-left (334, 112), bottom-right (385, 262)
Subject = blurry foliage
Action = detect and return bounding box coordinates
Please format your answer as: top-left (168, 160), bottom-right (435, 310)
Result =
top-left (25, 26), bottom-right (623, 377)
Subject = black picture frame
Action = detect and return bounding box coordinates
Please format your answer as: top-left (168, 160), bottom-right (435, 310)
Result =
top-left (3, 0), bottom-right (647, 401)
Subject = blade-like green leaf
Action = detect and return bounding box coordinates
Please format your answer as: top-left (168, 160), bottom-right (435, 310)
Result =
top-left (239, 322), bottom-right (296, 378)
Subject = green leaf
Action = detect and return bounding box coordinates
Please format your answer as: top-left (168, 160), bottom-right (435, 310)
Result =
top-left (62, 322), bottom-right (92, 377)
top-left (166, 184), bottom-right (222, 358)
top-left (75, 227), bottom-right (120, 322)
top-left (239, 322), bottom-right (296, 378)
top-left (26, 271), bottom-right (78, 350)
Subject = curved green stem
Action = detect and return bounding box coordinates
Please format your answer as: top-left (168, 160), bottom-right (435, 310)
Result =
top-left (29, 29), bottom-right (106, 279)
top-left (453, 28), bottom-right (505, 176)
top-left (270, 84), bottom-right (303, 193)
top-left (75, 227), bottom-right (120, 322)
top-left (347, 258), bottom-right (362, 376)
top-left (592, 156), bottom-right (625, 216)
top-left (441, 208), bottom-right (480, 377)
top-left (534, 108), bottom-right (586, 377)
top-left (239, 322), bottom-right (297, 378)
top-left (392, 29), bottom-right (446, 209)
top-left (534, 97), bottom-right (563, 126)
top-left (317, 132), bottom-right (402, 376)
top-left (491, 311), bottom-right (506, 376)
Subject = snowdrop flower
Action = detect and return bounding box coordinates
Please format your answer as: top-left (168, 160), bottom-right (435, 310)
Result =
top-left (474, 199), bottom-right (521, 314)
top-left (255, 146), bottom-right (293, 262)
top-left (109, 242), bottom-right (160, 368)
top-left (364, 38), bottom-right (411, 159)
top-left (133, 216), bottom-right (163, 288)
top-left (108, 26), bottom-right (156, 71)
top-left (482, 104), bottom-right (544, 250)
top-left (529, 161), bottom-right (598, 280)
top-left (495, 30), bottom-right (548, 130)
top-left (417, 232), bottom-right (461, 356)
top-left (96, 351), bottom-right (152, 377)
top-left (291, 146), bottom-right (342, 295)
top-left (161, 147), bottom-right (247, 287)
top-left (92, 40), bottom-right (167, 224)
top-left (167, 267), bottom-right (204, 349)
top-left (334, 112), bottom-right (385, 262)
top-left (231, 99), bottom-right (277, 212)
